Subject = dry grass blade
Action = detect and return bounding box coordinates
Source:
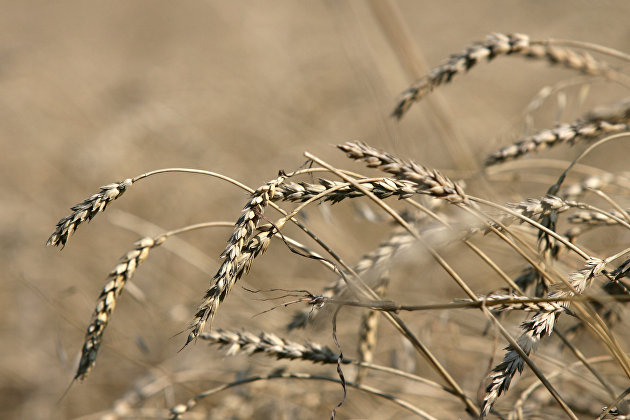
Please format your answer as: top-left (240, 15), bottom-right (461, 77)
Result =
top-left (486, 98), bottom-right (630, 166)
top-left (392, 33), bottom-right (613, 119)
top-left (75, 235), bottom-right (164, 381)
top-left (47, 179), bottom-right (133, 247)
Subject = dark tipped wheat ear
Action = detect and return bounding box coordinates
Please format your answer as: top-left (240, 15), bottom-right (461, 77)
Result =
top-left (75, 235), bottom-right (164, 380)
top-left (47, 179), bottom-right (133, 247)
top-left (185, 174), bottom-right (287, 346)
top-left (75, 221), bottom-right (235, 380)
top-left (393, 33), bottom-right (614, 119)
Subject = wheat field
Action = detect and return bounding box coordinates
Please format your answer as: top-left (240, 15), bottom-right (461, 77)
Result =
top-left (4, 1), bottom-right (630, 419)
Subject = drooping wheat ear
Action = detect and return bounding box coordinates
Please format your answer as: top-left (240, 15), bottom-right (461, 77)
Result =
top-left (561, 172), bottom-right (618, 201)
top-left (47, 179), bottom-right (133, 247)
top-left (287, 224), bottom-right (415, 330)
top-left (274, 178), bottom-right (417, 204)
top-left (200, 329), bottom-right (341, 364)
top-left (338, 141), bottom-right (470, 206)
top-left (75, 235), bottom-right (165, 380)
top-left (186, 174), bottom-right (287, 346)
top-left (187, 222), bottom-right (284, 347)
top-left (393, 33), bottom-right (612, 119)
top-left (485, 98), bottom-right (630, 166)
top-left (481, 259), bottom-right (604, 417)
top-left (569, 209), bottom-right (629, 226)
top-left (356, 273), bottom-right (389, 384)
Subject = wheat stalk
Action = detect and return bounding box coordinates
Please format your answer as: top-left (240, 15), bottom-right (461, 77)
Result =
top-left (169, 370), bottom-right (437, 420)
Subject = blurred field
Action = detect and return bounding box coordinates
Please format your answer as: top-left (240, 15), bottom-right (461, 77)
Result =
top-left (3, 1), bottom-right (630, 419)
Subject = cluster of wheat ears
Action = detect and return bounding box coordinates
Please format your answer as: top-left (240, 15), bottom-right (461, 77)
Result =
top-left (49, 33), bottom-right (630, 419)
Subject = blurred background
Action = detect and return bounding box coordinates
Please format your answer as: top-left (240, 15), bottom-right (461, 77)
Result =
top-left (3, 1), bottom-right (630, 419)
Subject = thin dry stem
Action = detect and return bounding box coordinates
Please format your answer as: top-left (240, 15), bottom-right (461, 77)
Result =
top-left (169, 370), bottom-right (438, 420)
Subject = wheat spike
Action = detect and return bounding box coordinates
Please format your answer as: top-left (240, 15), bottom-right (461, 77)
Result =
top-left (393, 33), bottom-right (611, 119)
top-left (486, 98), bottom-right (630, 166)
top-left (481, 259), bottom-right (604, 416)
top-left (75, 235), bottom-right (164, 380)
top-left (47, 179), bottom-right (133, 247)
top-left (338, 141), bottom-right (470, 205)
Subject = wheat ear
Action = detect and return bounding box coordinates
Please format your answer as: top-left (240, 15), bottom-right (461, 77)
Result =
top-left (393, 33), bottom-right (612, 119)
top-left (185, 174), bottom-right (287, 345)
top-left (569, 209), bottom-right (629, 226)
top-left (47, 179), bottom-right (133, 247)
top-left (75, 235), bottom-right (164, 380)
top-left (481, 259), bottom-right (604, 417)
top-left (486, 98), bottom-right (630, 166)
top-left (338, 141), bottom-right (470, 205)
